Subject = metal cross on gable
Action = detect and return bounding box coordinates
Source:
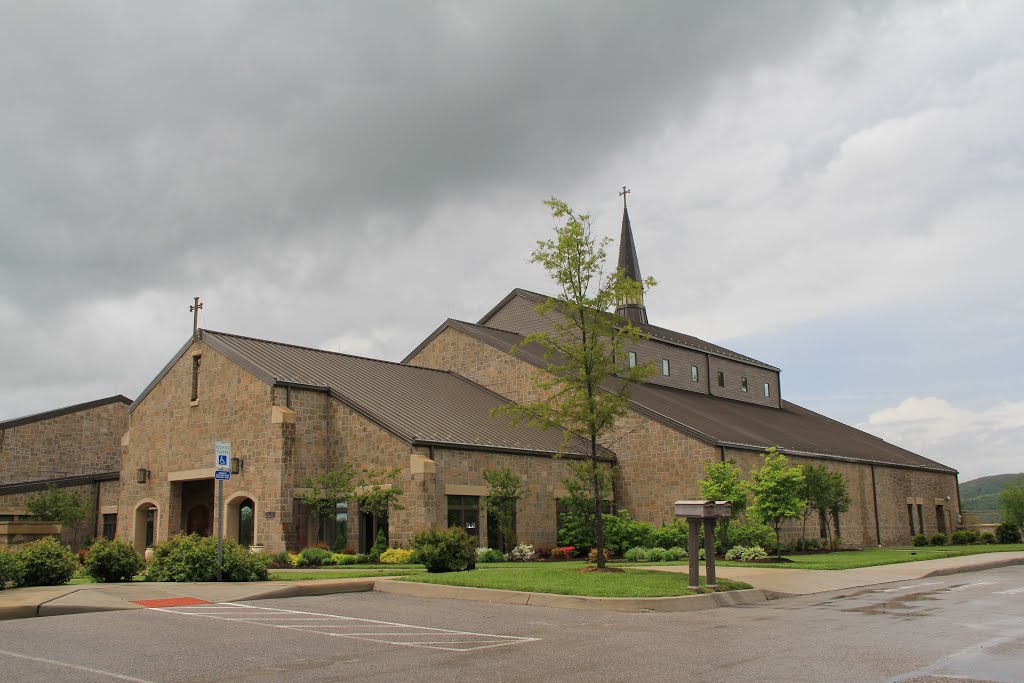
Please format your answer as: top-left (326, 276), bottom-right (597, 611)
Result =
top-left (190, 296), bottom-right (203, 340)
top-left (619, 185), bottom-right (630, 208)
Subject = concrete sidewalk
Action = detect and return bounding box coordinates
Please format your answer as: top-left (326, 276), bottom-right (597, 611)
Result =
top-left (646, 551), bottom-right (1024, 595)
top-left (1, 552), bottom-right (1021, 620)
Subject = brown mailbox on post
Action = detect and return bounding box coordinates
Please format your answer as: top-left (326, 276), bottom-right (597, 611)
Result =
top-left (674, 500), bottom-right (732, 590)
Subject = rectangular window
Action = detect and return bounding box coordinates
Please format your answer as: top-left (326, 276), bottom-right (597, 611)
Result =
top-left (819, 511), bottom-right (828, 539)
top-left (717, 371), bottom-right (725, 387)
top-left (447, 495), bottom-right (479, 539)
top-left (691, 365), bottom-right (698, 382)
top-left (764, 382), bottom-right (770, 398)
top-left (908, 504), bottom-right (916, 536)
top-left (936, 506), bottom-right (947, 535)
top-left (662, 359), bottom-right (670, 376)
top-left (191, 355), bottom-right (201, 402)
top-left (917, 504), bottom-right (925, 534)
top-left (741, 377), bottom-right (748, 393)
top-left (628, 351), bottom-right (637, 368)
top-left (102, 514), bottom-right (117, 541)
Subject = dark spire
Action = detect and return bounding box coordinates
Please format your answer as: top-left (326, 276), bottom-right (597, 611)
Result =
top-left (614, 190), bottom-right (648, 325)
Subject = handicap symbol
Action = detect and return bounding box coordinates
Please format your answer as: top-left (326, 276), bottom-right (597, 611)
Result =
top-left (217, 455), bottom-right (228, 466)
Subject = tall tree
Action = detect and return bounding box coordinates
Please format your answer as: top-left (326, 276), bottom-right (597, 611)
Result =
top-left (999, 475), bottom-right (1024, 533)
top-left (699, 460), bottom-right (748, 548)
top-left (483, 467), bottom-right (522, 553)
top-left (747, 448), bottom-right (806, 558)
top-left (496, 198), bottom-right (655, 568)
top-left (296, 465), bottom-right (357, 544)
top-left (823, 470), bottom-right (852, 550)
top-left (26, 484), bottom-right (88, 548)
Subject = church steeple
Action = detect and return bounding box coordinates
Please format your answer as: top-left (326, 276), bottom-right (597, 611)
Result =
top-left (615, 187), bottom-right (648, 325)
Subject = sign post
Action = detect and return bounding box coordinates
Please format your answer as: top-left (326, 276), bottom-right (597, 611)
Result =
top-left (214, 441), bottom-right (232, 581)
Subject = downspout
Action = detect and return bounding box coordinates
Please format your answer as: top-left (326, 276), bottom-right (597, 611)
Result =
top-left (870, 465), bottom-right (881, 547)
top-left (94, 480), bottom-right (102, 541)
top-left (720, 446), bottom-right (726, 463)
top-left (954, 472), bottom-right (963, 530)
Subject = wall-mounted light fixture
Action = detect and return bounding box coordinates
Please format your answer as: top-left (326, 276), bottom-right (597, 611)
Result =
top-left (230, 457), bottom-right (243, 475)
top-left (136, 467), bottom-right (150, 484)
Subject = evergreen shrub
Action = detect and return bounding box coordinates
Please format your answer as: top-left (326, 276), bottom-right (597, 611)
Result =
top-left (379, 548), bottom-right (414, 564)
top-left (84, 538), bottom-right (145, 582)
top-left (664, 546), bottom-right (686, 561)
top-left (928, 533), bottom-right (947, 546)
top-left (623, 547), bottom-right (649, 562)
top-left (912, 534), bottom-right (929, 547)
top-left (980, 532), bottom-right (996, 544)
top-left (296, 547), bottom-right (332, 567)
top-left (650, 521), bottom-right (687, 549)
top-left (411, 527), bottom-right (475, 573)
top-left (16, 537), bottom-right (77, 587)
top-left (729, 520), bottom-right (778, 552)
top-left (950, 530), bottom-right (979, 545)
top-left (995, 522), bottom-right (1022, 544)
top-left (475, 548), bottom-right (504, 563)
top-left (0, 550), bottom-right (24, 589)
top-left (146, 534), bottom-right (269, 582)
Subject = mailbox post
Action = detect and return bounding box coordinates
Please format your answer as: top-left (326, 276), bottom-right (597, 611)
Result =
top-left (674, 500), bottom-right (731, 590)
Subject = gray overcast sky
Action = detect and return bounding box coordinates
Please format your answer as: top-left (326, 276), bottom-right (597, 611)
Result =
top-left (2, 1), bottom-right (1021, 481)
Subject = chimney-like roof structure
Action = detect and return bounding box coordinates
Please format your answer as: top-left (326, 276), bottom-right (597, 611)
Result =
top-left (615, 205), bottom-right (649, 324)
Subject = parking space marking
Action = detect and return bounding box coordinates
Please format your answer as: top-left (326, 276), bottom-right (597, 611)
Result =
top-left (946, 582), bottom-right (996, 592)
top-left (0, 648), bottom-right (157, 683)
top-left (994, 586), bottom-right (1024, 595)
top-left (154, 603), bottom-right (540, 652)
top-left (874, 582), bottom-right (944, 593)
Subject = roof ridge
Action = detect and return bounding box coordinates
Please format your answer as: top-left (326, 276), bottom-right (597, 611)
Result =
top-left (1, 395), bottom-right (132, 430)
top-left (202, 328), bottom-right (457, 376)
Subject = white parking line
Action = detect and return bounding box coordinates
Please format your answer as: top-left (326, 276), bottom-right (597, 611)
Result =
top-left (0, 648), bottom-right (156, 683)
top-left (993, 586), bottom-right (1024, 595)
top-left (874, 582), bottom-right (944, 593)
top-left (154, 603), bottom-right (540, 652)
top-left (946, 582), bottom-right (996, 592)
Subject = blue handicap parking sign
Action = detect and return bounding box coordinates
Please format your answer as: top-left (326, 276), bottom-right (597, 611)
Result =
top-left (217, 454), bottom-right (229, 467)
top-left (215, 470), bottom-right (231, 481)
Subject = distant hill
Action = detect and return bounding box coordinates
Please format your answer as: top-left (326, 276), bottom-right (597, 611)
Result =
top-left (960, 473), bottom-right (1024, 511)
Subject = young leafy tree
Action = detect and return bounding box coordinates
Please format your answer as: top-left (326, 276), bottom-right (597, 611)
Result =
top-left (699, 460), bottom-right (748, 548)
top-left (556, 461), bottom-right (614, 551)
top-left (26, 484), bottom-right (89, 548)
top-left (823, 470), bottom-right (852, 550)
top-left (483, 467), bottom-right (522, 553)
top-left (496, 198), bottom-right (655, 568)
top-left (798, 464), bottom-right (832, 542)
top-left (296, 465), bottom-right (357, 543)
top-left (999, 475), bottom-right (1024, 533)
top-left (747, 448), bottom-right (806, 558)
top-left (356, 467), bottom-right (405, 546)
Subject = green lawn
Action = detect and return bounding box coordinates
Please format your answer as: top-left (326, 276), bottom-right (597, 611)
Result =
top-left (397, 561), bottom-right (751, 598)
top-left (715, 544), bottom-right (1024, 570)
top-left (268, 569), bottom-right (420, 580)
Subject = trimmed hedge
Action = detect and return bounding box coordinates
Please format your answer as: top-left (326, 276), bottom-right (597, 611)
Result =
top-left (411, 527), bottom-right (475, 573)
top-left (85, 538), bottom-right (146, 583)
top-left (0, 550), bottom-right (24, 589)
top-left (16, 537), bottom-right (77, 587)
top-left (146, 534), bottom-right (270, 582)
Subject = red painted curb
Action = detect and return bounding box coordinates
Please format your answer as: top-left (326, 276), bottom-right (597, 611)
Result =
top-left (130, 597), bottom-right (213, 608)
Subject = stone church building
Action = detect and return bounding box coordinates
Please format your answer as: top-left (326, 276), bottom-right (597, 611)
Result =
top-left (110, 205), bottom-right (959, 554)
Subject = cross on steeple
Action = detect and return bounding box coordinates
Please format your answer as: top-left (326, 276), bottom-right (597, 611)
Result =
top-left (190, 297), bottom-right (203, 341)
top-left (619, 185), bottom-right (630, 208)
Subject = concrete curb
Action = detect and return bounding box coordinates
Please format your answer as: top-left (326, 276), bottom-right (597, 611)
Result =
top-left (372, 579), bottom-right (770, 612)
top-left (922, 555), bottom-right (1024, 578)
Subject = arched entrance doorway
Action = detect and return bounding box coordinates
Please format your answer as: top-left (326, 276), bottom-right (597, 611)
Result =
top-left (133, 501), bottom-right (159, 552)
top-left (186, 504), bottom-right (211, 536)
top-left (225, 493), bottom-right (257, 547)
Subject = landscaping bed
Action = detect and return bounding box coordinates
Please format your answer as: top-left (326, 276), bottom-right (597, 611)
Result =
top-left (396, 561), bottom-right (751, 598)
top-left (716, 543), bottom-right (1024, 570)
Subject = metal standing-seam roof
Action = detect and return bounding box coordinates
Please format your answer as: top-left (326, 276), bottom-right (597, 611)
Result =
top-left (190, 330), bottom-right (597, 458)
top-left (424, 319), bottom-right (955, 473)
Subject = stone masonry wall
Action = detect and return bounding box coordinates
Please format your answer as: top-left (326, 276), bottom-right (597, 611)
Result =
top-left (408, 326), bottom-right (958, 548)
top-left (0, 400), bottom-right (128, 485)
top-left (120, 340), bottom-right (288, 552)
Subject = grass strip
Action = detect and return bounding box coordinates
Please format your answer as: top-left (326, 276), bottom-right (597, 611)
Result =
top-left (397, 562), bottom-right (750, 598)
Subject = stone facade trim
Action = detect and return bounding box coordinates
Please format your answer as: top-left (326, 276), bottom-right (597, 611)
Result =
top-left (271, 405), bottom-right (296, 424)
top-left (410, 454), bottom-right (436, 475)
top-left (168, 468), bottom-right (215, 482)
top-left (445, 484), bottom-right (488, 496)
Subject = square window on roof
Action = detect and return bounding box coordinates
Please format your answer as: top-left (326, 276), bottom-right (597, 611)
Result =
top-left (764, 382), bottom-right (770, 398)
top-left (628, 351), bottom-right (637, 368)
top-left (662, 359), bottom-right (670, 376)
top-left (717, 371), bottom-right (724, 387)
top-left (691, 365), bottom-right (698, 382)
top-left (741, 377), bottom-right (748, 392)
